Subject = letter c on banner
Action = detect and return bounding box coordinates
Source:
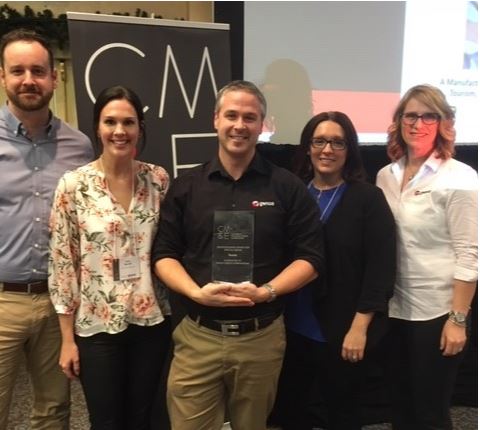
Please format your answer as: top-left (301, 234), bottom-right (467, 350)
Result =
top-left (85, 43), bottom-right (149, 112)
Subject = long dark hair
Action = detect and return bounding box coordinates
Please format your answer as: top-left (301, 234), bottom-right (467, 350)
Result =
top-left (93, 85), bottom-right (146, 156)
top-left (293, 111), bottom-right (366, 183)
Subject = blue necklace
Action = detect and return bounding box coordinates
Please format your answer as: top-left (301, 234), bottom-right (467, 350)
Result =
top-left (308, 181), bottom-right (345, 221)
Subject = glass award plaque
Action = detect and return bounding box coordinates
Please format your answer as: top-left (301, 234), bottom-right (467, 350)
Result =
top-left (212, 210), bottom-right (254, 283)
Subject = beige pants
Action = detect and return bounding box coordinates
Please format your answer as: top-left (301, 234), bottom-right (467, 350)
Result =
top-left (0, 291), bottom-right (69, 430)
top-left (168, 314), bottom-right (286, 430)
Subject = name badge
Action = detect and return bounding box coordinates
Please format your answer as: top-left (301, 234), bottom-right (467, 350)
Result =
top-left (113, 256), bottom-right (140, 281)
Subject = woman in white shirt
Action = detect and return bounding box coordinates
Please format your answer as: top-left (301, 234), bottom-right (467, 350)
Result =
top-left (49, 86), bottom-right (171, 429)
top-left (376, 84), bottom-right (477, 430)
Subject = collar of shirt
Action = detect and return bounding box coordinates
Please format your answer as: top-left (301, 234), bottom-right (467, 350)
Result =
top-left (1, 103), bottom-right (55, 140)
top-left (206, 151), bottom-right (272, 180)
top-left (391, 152), bottom-right (443, 184)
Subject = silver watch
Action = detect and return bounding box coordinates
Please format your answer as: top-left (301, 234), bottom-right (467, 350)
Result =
top-left (448, 311), bottom-right (467, 327)
top-left (262, 283), bottom-right (277, 302)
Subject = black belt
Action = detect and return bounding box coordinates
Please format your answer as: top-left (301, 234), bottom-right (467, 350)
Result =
top-left (188, 312), bottom-right (279, 336)
top-left (1, 281), bottom-right (49, 294)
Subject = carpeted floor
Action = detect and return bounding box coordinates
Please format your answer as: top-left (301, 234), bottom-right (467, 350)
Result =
top-left (7, 363), bottom-right (88, 430)
top-left (7, 362), bottom-right (478, 430)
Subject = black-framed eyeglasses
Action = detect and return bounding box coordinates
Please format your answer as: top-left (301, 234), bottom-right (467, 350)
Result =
top-left (401, 112), bottom-right (441, 125)
top-left (310, 138), bottom-right (347, 151)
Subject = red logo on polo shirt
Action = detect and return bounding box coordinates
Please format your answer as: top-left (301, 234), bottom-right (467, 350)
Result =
top-left (251, 200), bottom-right (275, 208)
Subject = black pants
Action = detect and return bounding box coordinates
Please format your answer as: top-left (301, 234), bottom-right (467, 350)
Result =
top-left (322, 343), bottom-right (368, 430)
top-left (76, 319), bottom-right (171, 430)
top-left (387, 315), bottom-right (468, 430)
top-left (270, 330), bottom-right (369, 430)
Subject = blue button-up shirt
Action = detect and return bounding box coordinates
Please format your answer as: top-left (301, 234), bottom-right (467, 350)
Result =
top-left (0, 104), bottom-right (93, 282)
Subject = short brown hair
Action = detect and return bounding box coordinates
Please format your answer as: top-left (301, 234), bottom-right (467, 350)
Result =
top-left (215, 80), bottom-right (267, 120)
top-left (0, 28), bottom-right (55, 71)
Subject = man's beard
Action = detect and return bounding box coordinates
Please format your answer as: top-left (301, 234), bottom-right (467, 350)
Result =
top-left (6, 89), bottom-right (53, 112)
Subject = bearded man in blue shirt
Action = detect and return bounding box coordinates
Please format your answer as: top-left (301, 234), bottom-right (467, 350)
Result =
top-left (0, 29), bottom-right (93, 429)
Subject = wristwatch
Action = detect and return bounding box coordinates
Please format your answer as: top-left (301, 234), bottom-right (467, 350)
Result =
top-left (262, 283), bottom-right (277, 303)
top-left (448, 310), bottom-right (467, 327)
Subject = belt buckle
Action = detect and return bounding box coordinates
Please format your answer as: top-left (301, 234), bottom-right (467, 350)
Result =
top-left (220, 323), bottom-right (240, 336)
top-left (26, 281), bottom-right (42, 294)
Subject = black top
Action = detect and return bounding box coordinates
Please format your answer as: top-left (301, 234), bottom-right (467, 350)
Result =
top-left (315, 181), bottom-right (396, 351)
top-left (152, 151), bottom-right (325, 320)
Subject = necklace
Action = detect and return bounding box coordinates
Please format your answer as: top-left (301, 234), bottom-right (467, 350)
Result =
top-left (406, 166), bottom-right (417, 181)
top-left (405, 157), bottom-right (426, 182)
top-left (98, 157), bottom-right (138, 258)
top-left (308, 181), bottom-right (343, 221)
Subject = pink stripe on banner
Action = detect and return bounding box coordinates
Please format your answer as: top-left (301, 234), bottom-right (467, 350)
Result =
top-left (312, 90), bottom-right (401, 134)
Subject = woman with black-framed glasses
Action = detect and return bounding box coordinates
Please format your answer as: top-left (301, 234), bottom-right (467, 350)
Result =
top-left (377, 84), bottom-right (478, 430)
top-left (272, 111), bottom-right (396, 430)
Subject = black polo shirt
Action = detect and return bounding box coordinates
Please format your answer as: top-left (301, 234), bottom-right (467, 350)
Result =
top-left (152, 151), bottom-right (324, 320)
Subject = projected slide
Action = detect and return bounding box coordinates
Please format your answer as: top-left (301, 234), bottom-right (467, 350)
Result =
top-left (244, 1), bottom-right (478, 144)
top-left (401, 1), bottom-right (477, 143)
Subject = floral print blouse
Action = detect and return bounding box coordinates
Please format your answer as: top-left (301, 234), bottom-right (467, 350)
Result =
top-left (48, 161), bottom-right (170, 337)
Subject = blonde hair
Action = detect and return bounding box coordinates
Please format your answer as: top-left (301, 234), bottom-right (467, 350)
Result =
top-left (387, 84), bottom-right (456, 161)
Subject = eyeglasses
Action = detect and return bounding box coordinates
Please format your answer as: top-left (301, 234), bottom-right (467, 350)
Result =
top-left (401, 112), bottom-right (441, 125)
top-left (310, 138), bottom-right (347, 151)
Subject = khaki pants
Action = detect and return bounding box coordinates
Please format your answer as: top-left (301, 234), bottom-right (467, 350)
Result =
top-left (168, 314), bottom-right (286, 430)
top-left (0, 291), bottom-right (69, 430)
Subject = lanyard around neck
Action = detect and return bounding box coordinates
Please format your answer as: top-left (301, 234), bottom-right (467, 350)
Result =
top-left (98, 158), bottom-right (137, 259)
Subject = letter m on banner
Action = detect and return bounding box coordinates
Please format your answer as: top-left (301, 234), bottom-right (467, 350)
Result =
top-left (67, 13), bottom-right (231, 177)
top-left (159, 45), bottom-right (218, 118)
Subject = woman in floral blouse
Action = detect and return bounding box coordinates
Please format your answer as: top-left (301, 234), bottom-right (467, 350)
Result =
top-left (49, 85), bottom-right (171, 429)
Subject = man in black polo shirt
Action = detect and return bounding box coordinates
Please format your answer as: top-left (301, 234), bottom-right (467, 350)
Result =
top-left (152, 80), bottom-right (324, 430)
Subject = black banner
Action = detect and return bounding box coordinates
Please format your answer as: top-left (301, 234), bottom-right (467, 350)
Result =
top-left (67, 13), bottom-right (231, 177)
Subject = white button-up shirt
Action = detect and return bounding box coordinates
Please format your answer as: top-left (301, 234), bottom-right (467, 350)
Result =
top-left (376, 153), bottom-right (477, 321)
